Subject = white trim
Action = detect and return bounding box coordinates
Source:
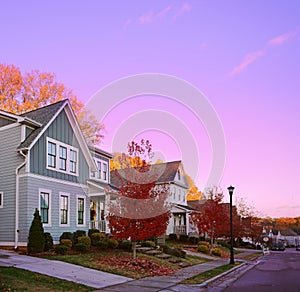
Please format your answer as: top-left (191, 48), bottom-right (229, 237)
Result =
top-left (19, 172), bottom-right (89, 189)
top-left (39, 188), bottom-right (52, 227)
top-left (0, 192), bottom-right (3, 208)
top-left (46, 137), bottom-right (79, 176)
top-left (0, 241), bottom-right (27, 247)
top-left (76, 195), bottom-right (86, 227)
top-left (59, 192), bottom-right (70, 227)
top-left (21, 125), bottom-right (26, 142)
top-left (93, 158), bottom-right (109, 182)
top-left (0, 123), bottom-right (20, 132)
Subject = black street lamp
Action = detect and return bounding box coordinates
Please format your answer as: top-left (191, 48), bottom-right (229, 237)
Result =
top-left (227, 185), bottom-right (235, 265)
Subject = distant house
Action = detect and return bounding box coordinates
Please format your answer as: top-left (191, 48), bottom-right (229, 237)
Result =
top-left (265, 228), bottom-right (300, 246)
top-left (0, 100), bottom-right (113, 247)
top-left (110, 161), bottom-right (196, 236)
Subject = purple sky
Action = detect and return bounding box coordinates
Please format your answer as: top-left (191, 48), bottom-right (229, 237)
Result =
top-left (1, 0), bottom-right (300, 218)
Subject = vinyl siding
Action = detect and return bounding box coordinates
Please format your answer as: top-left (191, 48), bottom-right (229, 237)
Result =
top-left (18, 175), bottom-right (90, 243)
top-left (29, 109), bottom-right (90, 185)
top-left (0, 125), bottom-right (24, 243)
top-left (0, 116), bottom-right (15, 127)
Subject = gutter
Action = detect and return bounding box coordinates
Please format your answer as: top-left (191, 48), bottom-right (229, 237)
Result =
top-left (15, 150), bottom-right (27, 249)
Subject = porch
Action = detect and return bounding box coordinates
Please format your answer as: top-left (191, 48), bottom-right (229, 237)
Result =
top-left (90, 219), bottom-right (107, 233)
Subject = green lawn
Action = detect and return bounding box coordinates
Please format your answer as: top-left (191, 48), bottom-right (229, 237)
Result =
top-left (181, 262), bottom-right (242, 284)
top-left (0, 267), bottom-right (93, 292)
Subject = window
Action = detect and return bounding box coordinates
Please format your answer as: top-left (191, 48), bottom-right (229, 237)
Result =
top-left (60, 195), bottom-right (69, 225)
top-left (0, 192), bottom-right (3, 208)
top-left (77, 197), bottom-right (85, 225)
top-left (70, 149), bottom-right (77, 173)
top-left (47, 141), bottom-right (56, 168)
top-left (177, 169), bottom-right (181, 180)
top-left (59, 146), bottom-right (67, 170)
top-left (46, 137), bottom-right (78, 175)
top-left (103, 163), bottom-right (107, 180)
top-left (97, 161), bottom-right (101, 177)
top-left (40, 192), bottom-right (49, 223)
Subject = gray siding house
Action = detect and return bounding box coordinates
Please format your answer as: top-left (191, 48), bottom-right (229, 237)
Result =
top-left (0, 100), bottom-right (112, 247)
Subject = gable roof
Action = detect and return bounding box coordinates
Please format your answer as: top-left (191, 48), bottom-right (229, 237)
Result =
top-left (18, 100), bottom-right (66, 150)
top-left (17, 99), bottom-right (97, 171)
top-left (110, 160), bottom-right (188, 188)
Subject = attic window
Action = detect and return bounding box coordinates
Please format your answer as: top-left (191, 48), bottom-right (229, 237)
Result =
top-left (177, 169), bottom-right (181, 180)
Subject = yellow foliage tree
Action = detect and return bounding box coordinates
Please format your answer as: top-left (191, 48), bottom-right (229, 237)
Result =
top-left (0, 64), bottom-right (104, 144)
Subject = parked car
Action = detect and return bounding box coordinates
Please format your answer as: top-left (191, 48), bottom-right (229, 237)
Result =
top-left (270, 243), bottom-right (285, 251)
top-left (296, 245), bottom-right (300, 251)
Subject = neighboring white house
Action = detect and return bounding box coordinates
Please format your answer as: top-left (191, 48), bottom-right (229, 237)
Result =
top-left (265, 228), bottom-right (300, 246)
top-left (110, 161), bottom-right (196, 236)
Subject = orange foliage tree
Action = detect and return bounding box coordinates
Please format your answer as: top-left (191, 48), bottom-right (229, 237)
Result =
top-left (0, 63), bottom-right (104, 144)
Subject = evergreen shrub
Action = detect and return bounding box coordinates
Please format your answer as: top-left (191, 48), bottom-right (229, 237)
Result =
top-left (27, 209), bottom-right (45, 254)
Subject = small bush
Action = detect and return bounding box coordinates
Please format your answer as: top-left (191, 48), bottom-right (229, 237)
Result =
top-left (198, 244), bottom-right (209, 254)
top-left (107, 238), bottom-right (118, 249)
top-left (162, 246), bottom-right (186, 258)
top-left (44, 232), bottom-right (53, 251)
top-left (189, 237), bottom-right (199, 245)
top-left (97, 241), bottom-right (109, 250)
top-left (119, 240), bottom-right (132, 250)
top-left (198, 241), bottom-right (210, 247)
top-left (168, 233), bottom-right (177, 241)
top-left (211, 247), bottom-right (221, 257)
top-left (55, 245), bottom-right (69, 255)
top-left (60, 239), bottom-right (72, 249)
top-left (141, 240), bottom-right (156, 248)
top-left (179, 235), bottom-right (189, 242)
top-left (77, 236), bottom-right (91, 250)
top-left (91, 232), bottom-right (106, 245)
top-left (75, 243), bottom-right (88, 252)
top-left (73, 230), bottom-right (86, 244)
top-left (88, 229), bottom-right (100, 238)
top-left (60, 232), bottom-right (74, 243)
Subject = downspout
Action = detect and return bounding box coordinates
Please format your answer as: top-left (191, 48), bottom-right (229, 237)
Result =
top-left (15, 150), bottom-right (27, 249)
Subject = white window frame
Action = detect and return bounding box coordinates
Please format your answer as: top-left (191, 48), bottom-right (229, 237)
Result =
top-left (94, 159), bottom-right (108, 182)
top-left (0, 192), bottom-right (3, 208)
top-left (76, 195), bottom-right (86, 227)
top-left (39, 188), bottom-right (51, 226)
top-left (46, 137), bottom-right (79, 176)
top-left (59, 192), bottom-right (70, 226)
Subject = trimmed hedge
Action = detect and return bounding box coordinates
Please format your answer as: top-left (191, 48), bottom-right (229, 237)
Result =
top-left (198, 241), bottom-right (210, 247)
top-left (60, 239), bottom-right (72, 249)
top-left (107, 238), bottom-right (118, 249)
top-left (44, 232), bottom-right (53, 251)
top-left (73, 230), bottom-right (86, 244)
top-left (60, 232), bottom-right (74, 243)
top-left (91, 233), bottom-right (106, 246)
top-left (141, 240), bottom-right (156, 248)
top-left (55, 245), bottom-right (69, 255)
top-left (162, 246), bottom-right (186, 258)
top-left (211, 247), bottom-right (221, 257)
top-left (119, 240), bottom-right (132, 250)
top-left (27, 209), bottom-right (45, 254)
top-left (77, 236), bottom-right (91, 250)
top-left (97, 241), bottom-right (109, 250)
top-left (198, 244), bottom-right (209, 254)
top-left (88, 229), bottom-right (100, 238)
top-left (168, 233), bottom-right (177, 241)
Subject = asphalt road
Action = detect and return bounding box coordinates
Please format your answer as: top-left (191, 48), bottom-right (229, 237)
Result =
top-left (222, 249), bottom-right (300, 292)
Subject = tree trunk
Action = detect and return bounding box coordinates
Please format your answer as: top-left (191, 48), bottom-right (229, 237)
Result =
top-left (132, 240), bottom-right (136, 260)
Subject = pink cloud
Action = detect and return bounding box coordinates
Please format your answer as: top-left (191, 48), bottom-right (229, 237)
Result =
top-left (123, 18), bottom-right (132, 30)
top-left (139, 11), bottom-right (155, 24)
top-left (174, 2), bottom-right (192, 19)
top-left (230, 50), bottom-right (265, 76)
top-left (157, 5), bottom-right (172, 19)
top-left (268, 30), bottom-right (297, 45)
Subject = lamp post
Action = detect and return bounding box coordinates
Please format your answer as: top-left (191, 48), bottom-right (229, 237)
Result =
top-left (227, 185), bottom-right (235, 265)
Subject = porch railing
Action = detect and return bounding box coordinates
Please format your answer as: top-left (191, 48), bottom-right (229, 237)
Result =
top-left (90, 220), bottom-right (106, 233)
top-left (174, 225), bottom-right (187, 235)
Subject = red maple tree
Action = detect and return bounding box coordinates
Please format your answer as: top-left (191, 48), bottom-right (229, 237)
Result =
top-left (107, 140), bottom-right (171, 259)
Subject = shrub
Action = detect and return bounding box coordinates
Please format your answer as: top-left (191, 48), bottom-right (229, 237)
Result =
top-left (27, 209), bottom-right (45, 254)
top-left (119, 240), bottom-right (132, 250)
top-left (55, 245), bottom-right (69, 255)
top-left (189, 237), bottom-right (199, 245)
top-left (88, 229), bottom-right (100, 238)
top-left (179, 235), bottom-right (189, 242)
top-left (77, 236), bottom-right (91, 250)
top-left (60, 239), bottom-right (72, 250)
top-left (168, 233), bottom-right (177, 241)
top-left (211, 247), bottom-right (221, 257)
top-left (60, 232), bottom-right (74, 244)
top-left (141, 240), bottom-right (156, 248)
top-left (107, 238), bottom-right (119, 249)
top-left (198, 241), bottom-right (210, 247)
top-left (162, 246), bottom-right (186, 258)
top-left (218, 241), bottom-right (231, 249)
top-left (75, 243), bottom-right (88, 252)
top-left (73, 230), bottom-right (86, 244)
top-left (198, 244), bottom-right (209, 254)
top-left (91, 232), bottom-right (106, 245)
top-left (44, 232), bottom-right (53, 251)
top-left (97, 241), bottom-right (109, 250)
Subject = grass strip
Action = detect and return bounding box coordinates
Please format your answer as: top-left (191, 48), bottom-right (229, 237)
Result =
top-left (181, 262), bottom-right (241, 284)
top-left (0, 267), bottom-right (94, 291)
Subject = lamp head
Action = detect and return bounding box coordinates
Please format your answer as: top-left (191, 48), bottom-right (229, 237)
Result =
top-left (227, 185), bottom-right (235, 196)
